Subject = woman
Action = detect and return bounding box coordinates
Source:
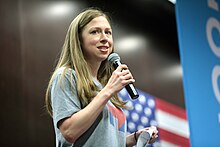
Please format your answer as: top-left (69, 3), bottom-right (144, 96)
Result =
top-left (45, 7), bottom-right (158, 147)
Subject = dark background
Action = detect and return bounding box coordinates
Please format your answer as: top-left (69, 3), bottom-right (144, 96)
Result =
top-left (0, 0), bottom-right (184, 146)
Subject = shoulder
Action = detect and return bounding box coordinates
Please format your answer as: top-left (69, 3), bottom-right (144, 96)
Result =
top-left (52, 67), bottom-right (77, 85)
top-left (53, 67), bottom-right (77, 80)
top-left (55, 67), bottom-right (76, 76)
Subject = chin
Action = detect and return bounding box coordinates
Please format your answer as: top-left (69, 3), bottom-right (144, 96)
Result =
top-left (99, 55), bottom-right (109, 62)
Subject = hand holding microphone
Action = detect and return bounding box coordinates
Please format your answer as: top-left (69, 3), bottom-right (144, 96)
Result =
top-left (136, 126), bottom-right (158, 147)
top-left (107, 53), bottom-right (139, 99)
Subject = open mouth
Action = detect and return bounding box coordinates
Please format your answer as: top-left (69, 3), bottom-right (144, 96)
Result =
top-left (98, 46), bottom-right (109, 52)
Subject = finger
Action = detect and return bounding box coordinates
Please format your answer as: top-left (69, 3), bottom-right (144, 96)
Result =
top-left (150, 126), bottom-right (157, 130)
top-left (121, 70), bottom-right (133, 78)
top-left (152, 129), bottom-right (158, 134)
top-left (123, 74), bottom-right (135, 82)
top-left (120, 69), bottom-right (130, 75)
top-left (152, 133), bottom-right (158, 138)
top-left (120, 64), bottom-right (128, 69)
top-left (153, 130), bottom-right (158, 136)
top-left (115, 64), bottom-right (128, 72)
top-left (149, 134), bottom-right (158, 143)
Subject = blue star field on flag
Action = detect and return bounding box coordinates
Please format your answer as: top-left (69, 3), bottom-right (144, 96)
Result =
top-left (119, 88), bottom-right (160, 147)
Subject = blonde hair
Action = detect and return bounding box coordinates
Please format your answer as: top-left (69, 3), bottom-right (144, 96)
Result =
top-left (45, 7), bottom-right (127, 117)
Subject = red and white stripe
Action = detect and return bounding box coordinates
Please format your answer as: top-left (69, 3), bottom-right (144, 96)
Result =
top-left (155, 98), bottom-right (190, 147)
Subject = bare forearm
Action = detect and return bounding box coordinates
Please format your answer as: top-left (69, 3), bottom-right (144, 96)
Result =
top-left (126, 132), bottom-right (137, 147)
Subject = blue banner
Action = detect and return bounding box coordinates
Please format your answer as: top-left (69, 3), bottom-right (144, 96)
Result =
top-left (175, 0), bottom-right (220, 146)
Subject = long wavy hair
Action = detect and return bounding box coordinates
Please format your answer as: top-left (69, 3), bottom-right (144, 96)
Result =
top-left (45, 7), bottom-right (127, 117)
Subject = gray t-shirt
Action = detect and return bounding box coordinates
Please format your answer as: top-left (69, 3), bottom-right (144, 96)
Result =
top-left (51, 67), bottom-right (127, 147)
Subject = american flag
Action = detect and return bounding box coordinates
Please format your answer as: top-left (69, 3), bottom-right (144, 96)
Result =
top-left (119, 88), bottom-right (190, 147)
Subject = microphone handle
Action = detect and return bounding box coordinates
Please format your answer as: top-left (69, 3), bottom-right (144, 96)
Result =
top-left (125, 84), bottom-right (139, 99)
top-left (113, 61), bottom-right (139, 99)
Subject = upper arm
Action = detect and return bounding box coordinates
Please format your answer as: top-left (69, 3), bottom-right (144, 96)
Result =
top-left (51, 68), bottom-right (81, 129)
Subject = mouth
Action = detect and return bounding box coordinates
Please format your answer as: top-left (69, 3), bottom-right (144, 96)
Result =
top-left (97, 46), bottom-right (109, 52)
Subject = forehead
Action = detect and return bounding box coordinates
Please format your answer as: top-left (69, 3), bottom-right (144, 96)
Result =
top-left (85, 16), bottom-right (111, 29)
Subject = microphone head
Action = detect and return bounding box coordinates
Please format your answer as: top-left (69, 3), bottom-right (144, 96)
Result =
top-left (107, 53), bottom-right (120, 64)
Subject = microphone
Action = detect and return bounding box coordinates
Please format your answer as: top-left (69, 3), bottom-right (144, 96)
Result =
top-left (107, 53), bottom-right (139, 99)
top-left (136, 130), bottom-right (153, 147)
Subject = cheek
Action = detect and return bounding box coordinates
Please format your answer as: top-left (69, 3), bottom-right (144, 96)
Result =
top-left (82, 40), bottom-right (96, 52)
top-left (110, 39), bottom-right (113, 45)
top-left (109, 39), bottom-right (113, 50)
top-left (86, 36), bottom-right (99, 45)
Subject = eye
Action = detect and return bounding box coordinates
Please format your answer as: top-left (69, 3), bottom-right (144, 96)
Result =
top-left (105, 31), bottom-right (112, 35)
top-left (90, 30), bottom-right (98, 34)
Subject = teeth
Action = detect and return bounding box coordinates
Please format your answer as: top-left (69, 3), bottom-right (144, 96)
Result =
top-left (99, 48), bottom-right (108, 52)
top-left (98, 47), bottom-right (108, 49)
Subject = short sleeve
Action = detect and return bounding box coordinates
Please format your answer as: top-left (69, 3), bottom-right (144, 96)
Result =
top-left (51, 68), bottom-right (81, 128)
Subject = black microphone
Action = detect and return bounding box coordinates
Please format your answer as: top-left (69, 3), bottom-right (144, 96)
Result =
top-left (107, 53), bottom-right (139, 99)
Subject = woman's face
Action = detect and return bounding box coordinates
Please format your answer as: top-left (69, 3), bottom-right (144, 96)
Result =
top-left (81, 16), bottom-right (113, 64)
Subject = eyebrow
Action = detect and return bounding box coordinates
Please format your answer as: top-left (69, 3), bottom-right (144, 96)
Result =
top-left (89, 27), bottom-right (112, 30)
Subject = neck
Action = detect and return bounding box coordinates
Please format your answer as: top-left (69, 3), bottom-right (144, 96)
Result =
top-left (88, 62), bottom-right (101, 79)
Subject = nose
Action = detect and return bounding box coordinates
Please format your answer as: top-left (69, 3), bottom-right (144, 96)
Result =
top-left (100, 32), bottom-right (109, 43)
